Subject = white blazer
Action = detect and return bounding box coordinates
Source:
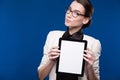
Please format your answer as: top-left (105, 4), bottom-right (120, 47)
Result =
top-left (38, 30), bottom-right (101, 80)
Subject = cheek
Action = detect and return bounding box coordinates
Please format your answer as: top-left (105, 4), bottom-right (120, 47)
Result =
top-left (72, 20), bottom-right (83, 26)
top-left (65, 15), bottom-right (83, 27)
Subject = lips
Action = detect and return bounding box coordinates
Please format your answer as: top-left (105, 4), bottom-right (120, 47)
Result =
top-left (65, 18), bottom-right (71, 23)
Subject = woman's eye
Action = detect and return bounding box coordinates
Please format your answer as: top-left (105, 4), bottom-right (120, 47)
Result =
top-left (76, 13), bottom-right (80, 15)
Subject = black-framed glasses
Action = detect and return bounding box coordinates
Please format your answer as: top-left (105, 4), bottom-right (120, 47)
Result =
top-left (66, 7), bottom-right (85, 18)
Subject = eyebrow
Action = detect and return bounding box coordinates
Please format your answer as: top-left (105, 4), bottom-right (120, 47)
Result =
top-left (69, 6), bottom-right (81, 13)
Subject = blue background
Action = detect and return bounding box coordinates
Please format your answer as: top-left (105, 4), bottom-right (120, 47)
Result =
top-left (0, 0), bottom-right (120, 80)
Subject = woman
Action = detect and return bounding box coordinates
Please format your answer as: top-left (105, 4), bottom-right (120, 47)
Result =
top-left (38, 0), bottom-right (101, 80)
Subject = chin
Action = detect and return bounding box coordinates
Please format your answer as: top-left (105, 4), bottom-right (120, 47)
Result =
top-left (65, 22), bottom-right (71, 27)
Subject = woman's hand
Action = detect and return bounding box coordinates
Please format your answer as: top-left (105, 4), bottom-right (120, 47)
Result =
top-left (83, 48), bottom-right (95, 68)
top-left (83, 48), bottom-right (99, 80)
top-left (48, 46), bottom-right (60, 61)
top-left (38, 46), bottom-right (60, 80)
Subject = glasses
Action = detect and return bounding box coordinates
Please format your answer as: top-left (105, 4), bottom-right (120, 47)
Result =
top-left (66, 8), bottom-right (85, 18)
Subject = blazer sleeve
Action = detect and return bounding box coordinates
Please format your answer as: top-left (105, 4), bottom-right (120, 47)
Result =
top-left (38, 31), bottom-right (52, 70)
top-left (91, 39), bottom-right (102, 79)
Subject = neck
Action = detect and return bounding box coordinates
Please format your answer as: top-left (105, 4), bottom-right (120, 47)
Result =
top-left (68, 27), bottom-right (82, 35)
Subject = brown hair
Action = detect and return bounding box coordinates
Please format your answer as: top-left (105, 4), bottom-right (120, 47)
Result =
top-left (74, 0), bottom-right (94, 29)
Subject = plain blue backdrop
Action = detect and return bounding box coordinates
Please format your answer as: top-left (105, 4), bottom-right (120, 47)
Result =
top-left (0, 0), bottom-right (120, 80)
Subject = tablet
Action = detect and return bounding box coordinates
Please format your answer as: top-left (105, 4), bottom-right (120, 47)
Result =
top-left (56, 38), bottom-right (87, 76)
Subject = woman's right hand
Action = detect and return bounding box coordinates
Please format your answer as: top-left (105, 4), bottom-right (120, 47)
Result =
top-left (48, 46), bottom-right (60, 61)
top-left (38, 46), bottom-right (60, 80)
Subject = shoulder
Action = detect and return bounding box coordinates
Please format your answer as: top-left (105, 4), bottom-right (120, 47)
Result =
top-left (45, 30), bottom-right (65, 44)
top-left (84, 34), bottom-right (101, 52)
top-left (83, 34), bottom-right (101, 48)
top-left (84, 34), bottom-right (100, 43)
top-left (47, 30), bottom-right (65, 38)
top-left (48, 30), bottom-right (65, 34)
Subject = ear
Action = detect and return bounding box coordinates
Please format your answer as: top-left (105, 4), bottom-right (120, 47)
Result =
top-left (83, 17), bottom-right (90, 25)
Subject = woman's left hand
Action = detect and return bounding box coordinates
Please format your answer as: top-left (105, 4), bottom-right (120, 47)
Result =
top-left (83, 48), bottom-right (95, 67)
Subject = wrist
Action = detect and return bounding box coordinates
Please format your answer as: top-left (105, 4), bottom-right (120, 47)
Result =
top-left (86, 64), bottom-right (94, 70)
top-left (48, 59), bottom-right (56, 65)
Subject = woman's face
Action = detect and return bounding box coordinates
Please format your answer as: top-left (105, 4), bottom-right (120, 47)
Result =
top-left (65, 1), bottom-right (89, 30)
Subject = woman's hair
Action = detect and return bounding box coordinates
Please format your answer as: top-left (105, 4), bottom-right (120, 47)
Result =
top-left (75, 0), bottom-right (94, 29)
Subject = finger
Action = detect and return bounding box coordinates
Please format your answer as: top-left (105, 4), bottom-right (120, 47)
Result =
top-left (49, 54), bottom-right (60, 60)
top-left (51, 46), bottom-right (59, 49)
top-left (48, 49), bottom-right (60, 58)
top-left (49, 47), bottom-right (60, 53)
top-left (49, 49), bottom-right (60, 53)
top-left (49, 52), bottom-right (60, 60)
top-left (84, 50), bottom-right (91, 54)
top-left (83, 57), bottom-right (89, 62)
top-left (83, 57), bottom-right (93, 66)
top-left (49, 51), bottom-right (60, 57)
top-left (84, 52), bottom-right (91, 58)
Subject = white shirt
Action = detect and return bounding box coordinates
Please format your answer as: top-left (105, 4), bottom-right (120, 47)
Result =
top-left (38, 30), bottom-right (101, 80)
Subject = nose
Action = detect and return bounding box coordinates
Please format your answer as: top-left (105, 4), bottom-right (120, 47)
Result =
top-left (66, 12), bottom-right (72, 18)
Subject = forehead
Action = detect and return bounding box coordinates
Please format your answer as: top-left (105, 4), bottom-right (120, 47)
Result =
top-left (70, 1), bottom-right (85, 12)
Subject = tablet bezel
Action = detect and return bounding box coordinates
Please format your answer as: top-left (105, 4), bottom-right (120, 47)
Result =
top-left (56, 38), bottom-right (87, 76)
